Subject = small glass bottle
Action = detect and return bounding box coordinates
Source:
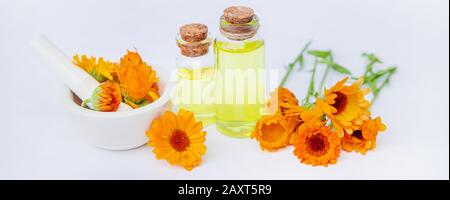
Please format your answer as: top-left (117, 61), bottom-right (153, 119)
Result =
top-left (175, 23), bottom-right (215, 125)
top-left (214, 6), bottom-right (266, 138)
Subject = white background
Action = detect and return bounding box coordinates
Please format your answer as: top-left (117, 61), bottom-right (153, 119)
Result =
top-left (0, 0), bottom-right (448, 179)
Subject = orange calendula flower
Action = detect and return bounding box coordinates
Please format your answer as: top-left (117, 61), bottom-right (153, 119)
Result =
top-left (342, 117), bottom-right (386, 155)
top-left (82, 81), bottom-right (122, 112)
top-left (116, 50), bottom-right (160, 105)
top-left (251, 114), bottom-right (291, 152)
top-left (284, 104), bottom-right (325, 144)
top-left (284, 103), bottom-right (325, 123)
top-left (283, 104), bottom-right (305, 134)
top-left (285, 114), bottom-right (303, 142)
top-left (290, 119), bottom-right (341, 167)
top-left (263, 88), bottom-right (301, 144)
top-left (146, 109), bottom-right (207, 171)
top-left (316, 77), bottom-right (371, 137)
top-left (267, 87), bottom-right (299, 115)
top-left (73, 54), bottom-right (118, 82)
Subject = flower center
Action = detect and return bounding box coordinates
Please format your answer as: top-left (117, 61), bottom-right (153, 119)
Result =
top-left (170, 130), bottom-right (190, 152)
top-left (306, 133), bottom-right (329, 157)
top-left (261, 122), bottom-right (284, 142)
top-left (331, 92), bottom-right (347, 115)
top-left (352, 130), bottom-right (364, 140)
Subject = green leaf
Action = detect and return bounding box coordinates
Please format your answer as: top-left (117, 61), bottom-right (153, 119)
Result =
top-left (308, 50), bottom-right (331, 59)
top-left (318, 60), bottom-right (330, 65)
top-left (387, 66), bottom-right (397, 73)
top-left (331, 63), bottom-right (352, 75)
top-left (372, 70), bottom-right (389, 80)
top-left (368, 66), bottom-right (397, 82)
top-left (362, 52), bottom-right (383, 64)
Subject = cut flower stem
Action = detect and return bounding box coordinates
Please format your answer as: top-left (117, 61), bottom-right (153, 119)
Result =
top-left (279, 40), bottom-right (312, 87)
top-left (304, 58), bottom-right (318, 104)
top-left (318, 54), bottom-right (333, 92)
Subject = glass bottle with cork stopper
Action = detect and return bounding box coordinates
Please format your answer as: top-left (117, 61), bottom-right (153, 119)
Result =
top-left (175, 23), bottom-right (215, 125)
top-left (214, 6), bottom-right (266, 138)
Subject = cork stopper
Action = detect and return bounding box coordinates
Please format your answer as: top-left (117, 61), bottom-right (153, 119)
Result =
top-left (179, 23), bottom-right (208, 42)
top-left (177, 23), bottom-right (211, 57)
top-left (223, 6), bottom-right (254, 24)
top-left (220, 6), bottom-right (259, 41)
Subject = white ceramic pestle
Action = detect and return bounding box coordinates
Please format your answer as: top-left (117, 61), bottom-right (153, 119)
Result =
top-left (30, 34), bottom-right (132, 111)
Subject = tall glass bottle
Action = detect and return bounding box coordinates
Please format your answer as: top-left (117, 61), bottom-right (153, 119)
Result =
top-left (175, 23), bottom-right (215, 125)
top-left (214, 6), bottom-right (266, 137)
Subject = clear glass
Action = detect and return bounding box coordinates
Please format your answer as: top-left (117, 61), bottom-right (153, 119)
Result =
top-left (174, 34), bottom-right (215, 126)
top-left (214, 16), bottom-right (266, 138)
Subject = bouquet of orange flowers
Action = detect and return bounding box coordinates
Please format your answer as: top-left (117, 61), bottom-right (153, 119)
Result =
top-left (252, 41), bottom-right (396, 166)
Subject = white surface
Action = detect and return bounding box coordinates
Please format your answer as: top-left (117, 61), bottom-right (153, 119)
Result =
top-left (0, 0), bottom-right (448, 179)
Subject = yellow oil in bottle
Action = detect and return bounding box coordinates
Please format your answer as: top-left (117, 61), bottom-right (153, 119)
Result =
top-left (214, 39), bottom-right (266, 137)
top-left (176, 66), bottom-right (215, 125)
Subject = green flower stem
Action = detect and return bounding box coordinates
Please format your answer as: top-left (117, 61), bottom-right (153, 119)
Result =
top-left (279, 41), bottom-right (312, 87)
top-left (318, 54), bottom-right (333, 92)
top-left (279, 63), bottom-right (295, 88)
top-left (363, 62), bottom-right (373, 79)
top-left (305, 58), bottom-right (318, 104)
